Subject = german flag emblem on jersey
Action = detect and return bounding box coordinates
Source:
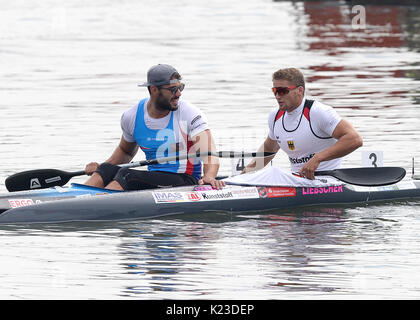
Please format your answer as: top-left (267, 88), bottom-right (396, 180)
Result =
top-left (287, 140), bottom-right (295, 150)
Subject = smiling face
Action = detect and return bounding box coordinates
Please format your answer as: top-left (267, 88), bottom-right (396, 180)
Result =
top-left (272, 79), bottom-right (305, 113)
top-left (148, 78), bottom-right (184, 115)
top-left (156, 81), bottom-right (184, 111)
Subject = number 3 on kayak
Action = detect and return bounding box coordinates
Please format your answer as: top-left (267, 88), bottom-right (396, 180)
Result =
top-left (362, 151), bottom-right (383, 168)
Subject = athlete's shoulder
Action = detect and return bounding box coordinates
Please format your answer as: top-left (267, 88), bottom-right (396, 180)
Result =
top-left (309, 99), bottom-right (334, 112)
top-left (177, 99), bottom-right (208, 123)
top-left (177, 99), bottom-right (203, 115)
top-left (122, 98), bottom-right (147, 118)
top-left (121, 102), bottom-right (142, 143)
top-left (122, 103), bottom-right (139, 116)
top-left (308, 99), bottom-right (341, 136)
top-left (177, 100), bottom-right (209, 136)
top-left (268, 107), bottom-right (283, 124)
top-left (307, 99), bottom-right (338, 118)
top-left (269, 107), bottom-right (281, 118)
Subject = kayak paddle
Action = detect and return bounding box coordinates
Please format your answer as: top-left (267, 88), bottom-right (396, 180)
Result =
top-left (314, 166), bottom-right (406, 186)
top-left (5, 151), bottom-right (275, 192)
top-left (5, 169), bottom-right (86, 192)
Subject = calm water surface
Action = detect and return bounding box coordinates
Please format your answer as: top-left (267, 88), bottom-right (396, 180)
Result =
top-left (1, 0), bottom-right (420, 299)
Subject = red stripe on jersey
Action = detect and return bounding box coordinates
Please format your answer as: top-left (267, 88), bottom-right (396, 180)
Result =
top-left (303, 106), bottom-right (310, 121)
top-left (275, 110), bottom-right (285, 122)
top-left (185, 139), bottom-right (195, 175)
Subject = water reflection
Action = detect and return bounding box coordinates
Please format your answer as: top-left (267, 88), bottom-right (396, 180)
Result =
top-left (106, 201), bottom-right (413, 297)
top-left (109, 207), bottom-right (350, 297)
top-left (293, 0), bottom-right (420, 109)
top-left (301, 1), bottom-right (420, 53)
top-left (0, 201), bottom-right (415, 298)
top-left (112, 221), bottom-right (216, 296)
top-left (263, 207), bottom-right (345, 225)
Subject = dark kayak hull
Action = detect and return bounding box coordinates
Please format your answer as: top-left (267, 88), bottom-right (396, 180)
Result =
top-left (0, 180), bottom-right (420, 224)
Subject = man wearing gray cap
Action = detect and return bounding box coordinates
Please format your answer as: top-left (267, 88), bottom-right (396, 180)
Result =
top-left (84, 64), bottom-right (225, 190)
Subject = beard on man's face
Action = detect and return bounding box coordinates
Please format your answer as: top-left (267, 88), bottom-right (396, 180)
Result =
top-left (156, 92), bottom-right (179, 111)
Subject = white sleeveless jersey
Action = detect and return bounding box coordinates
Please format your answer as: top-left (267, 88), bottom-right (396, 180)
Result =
top-left (268, 99), bottom-right (342, 172)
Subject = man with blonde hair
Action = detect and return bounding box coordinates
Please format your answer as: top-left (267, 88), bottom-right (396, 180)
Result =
top-left (243, 67), bottom-right (363, 179)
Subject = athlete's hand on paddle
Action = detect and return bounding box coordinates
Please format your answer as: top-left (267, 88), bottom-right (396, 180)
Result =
top-left (199, 175), bottom-right (225, 190)
top-left (85, 162), bottom-right (100, 176)
top-left (299, 155), bottom-right (321, 180)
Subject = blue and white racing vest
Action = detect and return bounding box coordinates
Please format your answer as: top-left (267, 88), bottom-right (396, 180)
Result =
top-left (133, 99), bottom-right (202, 179)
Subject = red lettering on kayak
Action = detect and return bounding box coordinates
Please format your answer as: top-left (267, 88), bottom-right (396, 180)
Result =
top-left (302, 185), bottom-right (343, 195)
top-left (186, 192), bottom-right (201, 201)
top-left (8, 199), bottom-right (35, 208)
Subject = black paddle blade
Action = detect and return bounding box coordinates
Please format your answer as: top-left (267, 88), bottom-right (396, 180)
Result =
top-left (5, 169), bottom-right (85, 192)
top-left (316, 167), bottom-right (406, 186)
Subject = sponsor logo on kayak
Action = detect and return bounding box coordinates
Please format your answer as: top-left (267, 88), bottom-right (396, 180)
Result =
top-left (153, 191), bottom-right (185, 203)
top-left (8, 199), bottom-right (35, 208)
top-left (152, 187), bottom-right (260, 203)
top-left (199, 187), bottom-right (259, 201)
top-left (193, 186), bottom-right (214, 191)
top-left (258, 187), bottom-right (296, 198)
top-left (186, 192), bottom-right (201, 201)
top-left (268, 187), bottom-right (296, 198)
top-left (302, 185), bottom-right (343, 195)
top-left (201, 191), bottom-right (233, 200)
top-left (257, 187), bottom-right (267, 198)
top-left (230, 187), bottom-right (260, 199)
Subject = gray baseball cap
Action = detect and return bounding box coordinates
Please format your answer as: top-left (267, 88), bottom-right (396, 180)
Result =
top-left (138, 64), bottom-right (180, 87)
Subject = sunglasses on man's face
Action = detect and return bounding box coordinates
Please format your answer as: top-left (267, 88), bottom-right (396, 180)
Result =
top-left (272, 86), bottom-right (297, 96)
top-left (159, 83), bottom-right (185, 95)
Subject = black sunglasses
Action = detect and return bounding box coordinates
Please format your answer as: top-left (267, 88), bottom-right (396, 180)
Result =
top-left (159, 83), bottom-right (185, 95)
